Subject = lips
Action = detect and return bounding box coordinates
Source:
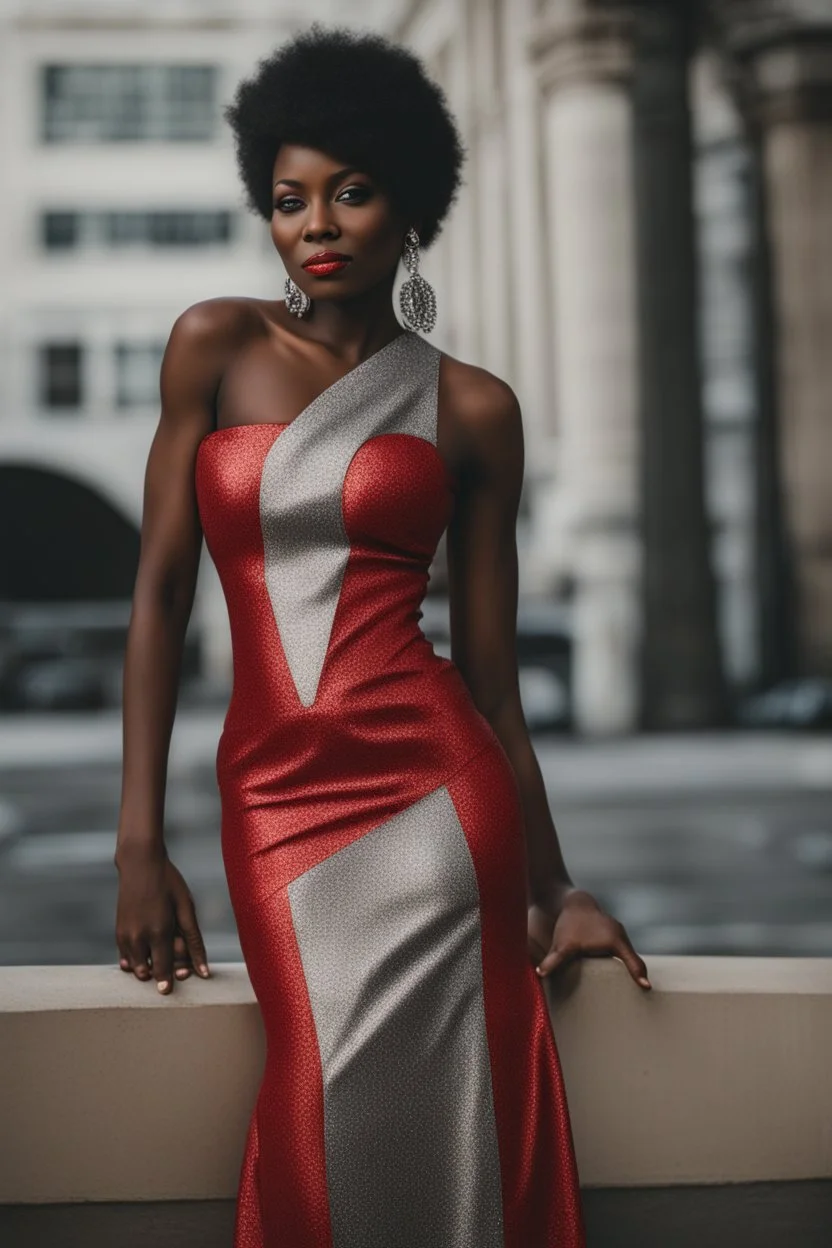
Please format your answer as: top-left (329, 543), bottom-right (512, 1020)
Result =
top-left (302, 251), bottom-right (352, 274)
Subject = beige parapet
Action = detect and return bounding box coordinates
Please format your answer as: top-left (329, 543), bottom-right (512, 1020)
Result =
top-left (0, 955), bottom-right (831, 1203)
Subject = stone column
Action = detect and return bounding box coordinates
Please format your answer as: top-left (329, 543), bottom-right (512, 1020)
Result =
top-left (724, 10), bottom-right (832, 678)
top-left (691, 48), bottom-right (764, 691)
top-left (532, 6), bottom-right (643, 734)
top-left (631, 9), bottom-right (728, 728)
top-left (531, 1), bottom-right (727, 733)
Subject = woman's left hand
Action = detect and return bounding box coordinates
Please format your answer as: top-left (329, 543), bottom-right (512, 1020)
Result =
top-left (527, 887), bottom-right (652, 991)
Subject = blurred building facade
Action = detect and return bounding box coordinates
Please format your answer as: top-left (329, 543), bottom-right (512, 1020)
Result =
top-left (393, 0), bottom-right (832, 732)
top-left (0, 0), bottom-right (320, 687)
top-left (0, 0), bottom-right (830, 734)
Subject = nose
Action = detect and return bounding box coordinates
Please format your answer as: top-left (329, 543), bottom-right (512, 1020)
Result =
top-left (303, 196), bottom-right (340, 242)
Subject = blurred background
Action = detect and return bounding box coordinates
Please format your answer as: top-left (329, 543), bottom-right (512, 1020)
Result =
top-left (0, 0), bottom-right (830, 968)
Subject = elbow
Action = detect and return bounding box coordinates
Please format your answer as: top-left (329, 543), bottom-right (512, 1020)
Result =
top-left (132, 565), bottom-right (196, 625)
top-left (474, 685), bottom-right (527, 736)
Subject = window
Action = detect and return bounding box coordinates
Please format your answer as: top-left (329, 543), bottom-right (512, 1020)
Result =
top-left (39, 343), bottom-right (84, 410)
top-left (115, 341), bottom-right (165, 408)
top-left (42, 64), bottom-right (218, 143)
top-left (104, 209), bottom-right (233, 247)
top-left (41, 209), bottom-right (235, 250)
top-left (42, 211), bottom-right (79, 249)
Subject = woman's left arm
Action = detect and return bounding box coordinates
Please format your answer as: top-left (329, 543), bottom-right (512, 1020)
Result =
top-left (445, 367), bottom-right (651, 992)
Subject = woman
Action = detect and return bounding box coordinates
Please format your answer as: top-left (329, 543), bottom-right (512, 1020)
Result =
top-left (115, 23), bottom-right (650, 1248)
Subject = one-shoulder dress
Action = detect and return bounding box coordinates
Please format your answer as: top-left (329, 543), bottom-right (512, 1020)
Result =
top-left (194, 327), bottom-right (586, 1248)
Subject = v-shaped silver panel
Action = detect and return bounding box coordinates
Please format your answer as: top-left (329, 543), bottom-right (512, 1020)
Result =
top-left (259, 329), bottom-right (440, 707)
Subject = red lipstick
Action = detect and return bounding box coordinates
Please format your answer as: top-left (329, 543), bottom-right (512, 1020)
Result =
top-left (302, 250), bottom-right (352, 275)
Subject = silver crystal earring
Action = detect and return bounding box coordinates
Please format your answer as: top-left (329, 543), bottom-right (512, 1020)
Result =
top-left (399, 227), bottom-right (437, 333)
top-left (284, 275), bottom-right (311, 318)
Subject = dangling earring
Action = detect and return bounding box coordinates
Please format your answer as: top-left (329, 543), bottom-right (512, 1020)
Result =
top-left (284, 275), bottom-right (311, 318)
top-left (399, 227), bottom-right (437, 333)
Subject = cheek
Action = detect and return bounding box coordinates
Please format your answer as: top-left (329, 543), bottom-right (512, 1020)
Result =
top-left (359, 231), bottom-right (406, 278)
top-left (269, 225), bottom-right (296, 270)
top-left (350, 202), bottom-right (403, 251)
top-left (270, 210), bottom-right (295, 245)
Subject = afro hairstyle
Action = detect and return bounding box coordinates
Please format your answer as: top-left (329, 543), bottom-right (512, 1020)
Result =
top-left (222, 22), bottom-right (466, 250)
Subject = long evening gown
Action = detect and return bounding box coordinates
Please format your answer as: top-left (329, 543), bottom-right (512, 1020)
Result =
top-left (194, 326), bottom-right (586, 1247)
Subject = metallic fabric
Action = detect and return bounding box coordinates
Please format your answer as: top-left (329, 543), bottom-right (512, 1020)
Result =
top-left (288, 780), bottom-right (503, 1248)
top-left (260, 331), bottom-right (436, 706)
top-left (194, 327), bottom-right (587, 1248)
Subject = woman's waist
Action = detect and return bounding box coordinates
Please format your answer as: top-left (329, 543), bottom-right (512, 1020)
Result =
top-left (217, 659), bottom-right (499, 791)
top-left (227, 627), bottom-right (457, 714)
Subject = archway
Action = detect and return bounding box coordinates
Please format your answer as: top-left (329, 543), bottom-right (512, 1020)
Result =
top-left (0, 464), bottom-right (139, 601)
top-left (0, 464), bottom-right (146, 710)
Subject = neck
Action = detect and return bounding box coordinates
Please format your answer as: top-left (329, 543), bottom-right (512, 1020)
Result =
top-left (288, 272), bottom-right (404, 360)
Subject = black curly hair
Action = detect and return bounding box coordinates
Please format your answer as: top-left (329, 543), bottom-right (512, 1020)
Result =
top-left (222, 23), bottom-right (466, 250)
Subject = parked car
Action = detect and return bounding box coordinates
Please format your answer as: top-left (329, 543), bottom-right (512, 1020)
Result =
top-left (9, 654), bottom-right (120, 711)
top-left (0, 600), bottom-right (200, 712)
top-left (737, 678), bottom-right (832, 731)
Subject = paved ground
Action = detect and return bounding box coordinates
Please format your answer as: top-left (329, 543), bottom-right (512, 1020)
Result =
top-left (1, 709), bottom-right (830, 967)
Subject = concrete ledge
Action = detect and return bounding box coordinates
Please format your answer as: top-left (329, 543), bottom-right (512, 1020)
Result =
top-left (1, 957), bottom-right (831, 1204)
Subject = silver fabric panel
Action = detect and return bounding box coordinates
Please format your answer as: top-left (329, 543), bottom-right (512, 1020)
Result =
top-left (259, 329), bottom-right (439, 707)
top-left (287, 783), bottom-right (505, 1248)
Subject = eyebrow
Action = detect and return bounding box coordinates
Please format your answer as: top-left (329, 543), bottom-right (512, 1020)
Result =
top-left (273, 167), bottom-right (363, 190)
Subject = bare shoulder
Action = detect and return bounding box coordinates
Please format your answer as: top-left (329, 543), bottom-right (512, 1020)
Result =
top-left (160, 296), bottom-right (261, 422)
top-left (437, 350), bottom-right (522, 467)
top-left (439, 351), bottom-right (519, 424)
top-left (167, 295), bottom-right (258, 363)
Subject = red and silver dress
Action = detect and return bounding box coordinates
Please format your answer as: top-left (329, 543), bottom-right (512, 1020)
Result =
top-left (194, 327), bottom-right (586, 1247)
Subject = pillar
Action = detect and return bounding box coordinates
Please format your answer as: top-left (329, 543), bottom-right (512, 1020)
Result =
top-left (531, 0), bottom-right (727, 733)
top-left (731, 14), bottom-right (832, 677)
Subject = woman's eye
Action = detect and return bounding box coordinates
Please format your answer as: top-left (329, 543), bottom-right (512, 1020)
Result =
top-left (273, 186), bottom-right (371, 212)
top-left (337, 185), bottom-right (371, 203)
top-left (274, 196), bottom-right (303, 213)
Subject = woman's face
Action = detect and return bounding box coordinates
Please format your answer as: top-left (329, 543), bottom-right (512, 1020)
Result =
top-left (271, 144), bottom-right (411, 306)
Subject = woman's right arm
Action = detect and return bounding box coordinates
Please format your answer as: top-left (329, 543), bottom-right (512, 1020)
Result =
top-left (114, 299), bottom-right (237, 994)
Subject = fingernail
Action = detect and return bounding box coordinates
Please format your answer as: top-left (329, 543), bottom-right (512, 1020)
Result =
top-left (199, 965), bottom-right (210, 977)
top-left (639, 977), bottom-right (651, 988)
top-left (157, 980), bottom-right (169, 992)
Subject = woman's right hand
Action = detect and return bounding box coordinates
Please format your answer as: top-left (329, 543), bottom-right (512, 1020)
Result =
top-left (115, 848), bottom-right (211, 995)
